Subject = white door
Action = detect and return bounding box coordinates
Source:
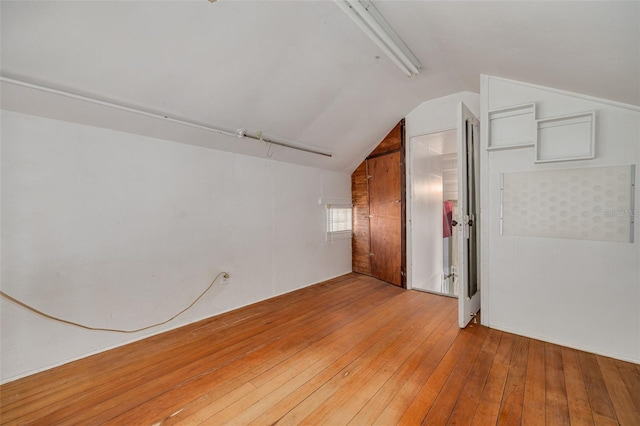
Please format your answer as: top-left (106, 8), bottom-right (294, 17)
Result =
top-left (457, 102), bottom-right (481, 327)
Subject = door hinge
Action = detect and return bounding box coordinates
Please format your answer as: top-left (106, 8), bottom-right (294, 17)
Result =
top-left (369, 253), bottom-right (374, 257)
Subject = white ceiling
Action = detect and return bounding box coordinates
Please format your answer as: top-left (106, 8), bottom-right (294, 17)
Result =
top-left (2, 1), bottom-right (638, 173)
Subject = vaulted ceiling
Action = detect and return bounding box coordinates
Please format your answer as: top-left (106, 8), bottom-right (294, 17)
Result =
top-left (2, 1), bottom-right (638, 172)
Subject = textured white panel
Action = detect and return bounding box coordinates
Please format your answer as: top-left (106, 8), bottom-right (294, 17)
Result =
top-left (502, 166), bottom-right (635, 242)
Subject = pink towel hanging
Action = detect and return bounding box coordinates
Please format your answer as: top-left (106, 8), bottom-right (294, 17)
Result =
top-left (443, 201), bottom-right (453, 238)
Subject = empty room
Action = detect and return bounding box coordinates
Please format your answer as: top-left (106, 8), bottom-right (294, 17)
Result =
top-left (1, 1), bottom-right (639, 424)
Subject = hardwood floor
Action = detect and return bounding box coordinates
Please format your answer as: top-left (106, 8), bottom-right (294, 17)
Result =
top-left (1, 273), bottom-right (639, 425)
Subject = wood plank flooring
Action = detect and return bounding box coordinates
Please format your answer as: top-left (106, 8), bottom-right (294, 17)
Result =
top-left (1, 273), bottom-right (638, 425)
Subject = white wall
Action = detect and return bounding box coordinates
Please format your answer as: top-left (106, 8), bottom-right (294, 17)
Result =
top-left (405, 91), bottom-right (480, 140)
top-left (481, 76), bottom-right (640, 363)
top-left (0, 110), bottom-right (352, 383)
top-left (405, 92), bottom-right (479, 291)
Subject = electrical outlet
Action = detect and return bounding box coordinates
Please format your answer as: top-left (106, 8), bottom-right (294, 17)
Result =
top-left (221, 273), bottom-right (230, 285)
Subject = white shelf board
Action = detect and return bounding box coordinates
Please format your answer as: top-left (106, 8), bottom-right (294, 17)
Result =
top-left (486, 143), bottom-right (535, 152)
top-left (535, 111), bottom-right (595, 163)
top-left (488, 103), bottom-right (536, 150)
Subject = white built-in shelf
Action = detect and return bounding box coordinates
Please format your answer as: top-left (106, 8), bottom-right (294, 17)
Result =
top-left (535, 111), bottom-right (595, 163)
top-left (487, 103), bottom-right (536, 150)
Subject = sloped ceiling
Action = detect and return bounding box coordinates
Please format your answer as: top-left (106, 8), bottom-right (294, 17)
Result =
top-left (1, 1), bottom-right (638, 173)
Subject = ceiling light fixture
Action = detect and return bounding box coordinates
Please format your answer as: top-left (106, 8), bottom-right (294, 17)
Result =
top-left (333, 0), bottom-right (422, 77)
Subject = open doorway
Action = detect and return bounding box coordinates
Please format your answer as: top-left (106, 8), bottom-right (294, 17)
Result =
top-left (407, 102), bottom-right (481, 327)
top-left (408, 129), bottom-right (459, 297)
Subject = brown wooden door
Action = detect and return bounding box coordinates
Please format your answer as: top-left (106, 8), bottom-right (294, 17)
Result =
top-left (351, 161), bottom-right (372, 275)
top-left (368, 151), bottom-right (402, 286)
